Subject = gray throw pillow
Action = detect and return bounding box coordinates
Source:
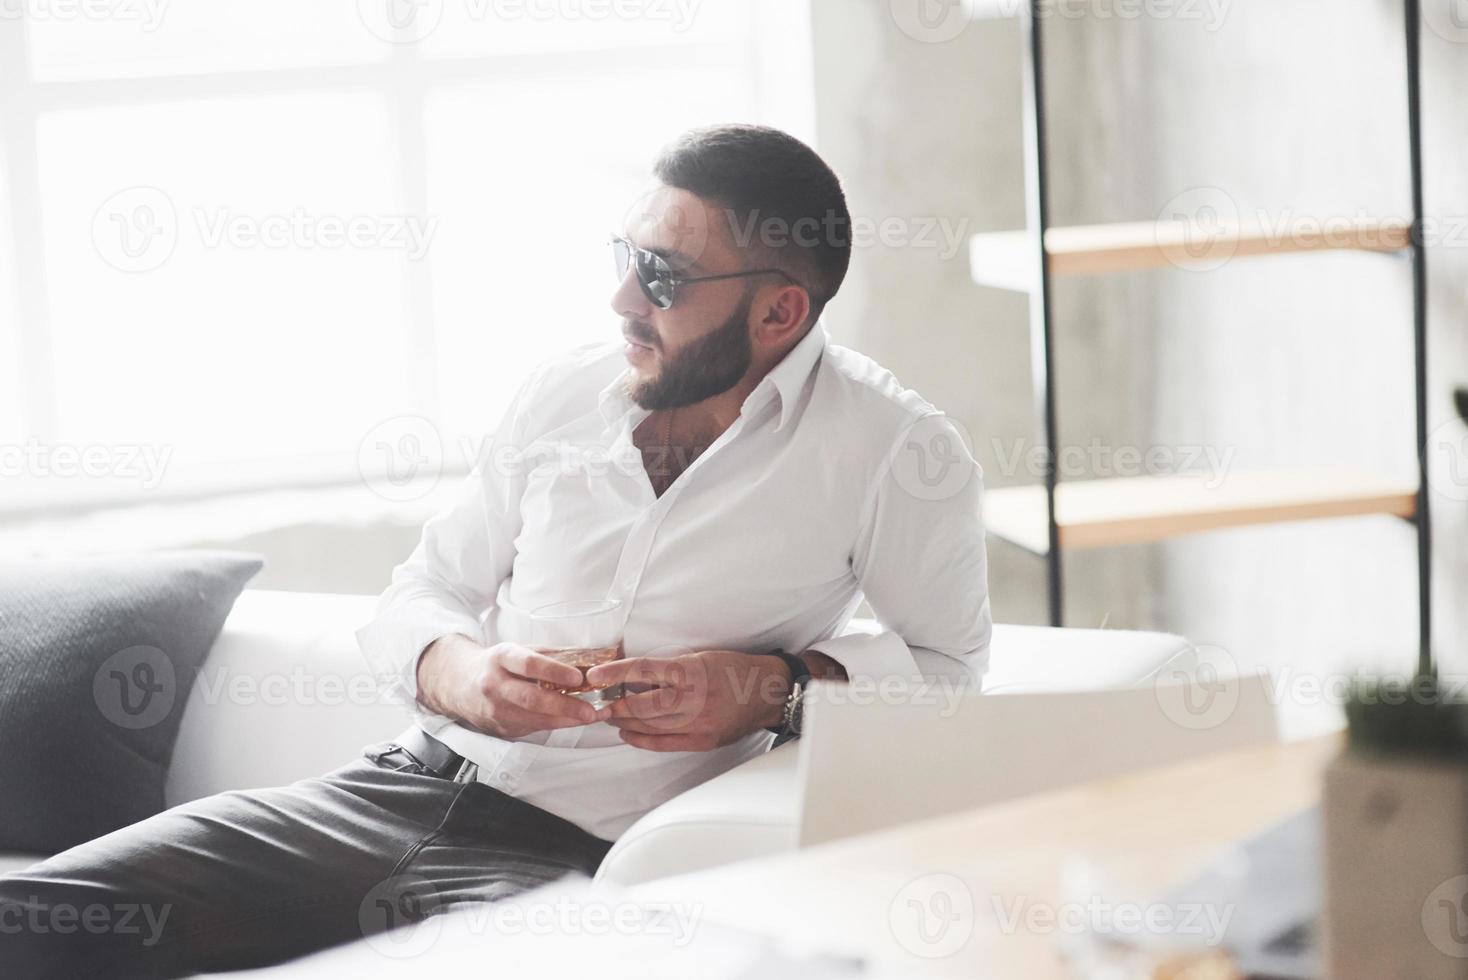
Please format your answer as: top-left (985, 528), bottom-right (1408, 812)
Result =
top-left (0, 550), bottom-right (263, 854)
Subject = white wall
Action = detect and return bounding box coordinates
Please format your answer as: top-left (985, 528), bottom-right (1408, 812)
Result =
top-left (808, 0), bottom-right (1468, 719)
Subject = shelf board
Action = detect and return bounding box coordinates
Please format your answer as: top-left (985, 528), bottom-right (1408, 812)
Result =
top-left (968, 217), bottom-right (1412, 292)
top-left (984, 469), bottom-right (1417, 553)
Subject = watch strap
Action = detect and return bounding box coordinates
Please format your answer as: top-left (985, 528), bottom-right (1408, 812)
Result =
top-left (764, 650), bottom-right (810, 738)
top-left (766, 649), bottom-right (811, 688)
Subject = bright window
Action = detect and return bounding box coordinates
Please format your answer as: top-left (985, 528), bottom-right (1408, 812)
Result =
top-left (0, 1), bottom-right (812, 512)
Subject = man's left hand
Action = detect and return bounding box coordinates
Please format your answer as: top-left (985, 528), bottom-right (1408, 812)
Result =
top-left (584, 650), bottom-right (791, 752)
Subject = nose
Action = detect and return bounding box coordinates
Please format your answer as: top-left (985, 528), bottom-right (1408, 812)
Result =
top-left (610, 257), bottom-right (655, 321)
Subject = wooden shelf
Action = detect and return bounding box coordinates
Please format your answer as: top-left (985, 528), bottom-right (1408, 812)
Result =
top-left (968, 217), bottom-right (1412, 292)
top-left (984, 468), bottom-right (1417, 553)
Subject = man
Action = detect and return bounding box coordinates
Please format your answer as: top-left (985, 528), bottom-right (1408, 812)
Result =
top-left (0, 124), bottom-right (991, 977)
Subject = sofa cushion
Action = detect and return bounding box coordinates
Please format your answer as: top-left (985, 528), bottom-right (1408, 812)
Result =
top-left (594, 740), bottom-right (801, 887)
top-left (0, 550), bottom-right (262, 853)
top-left (980, 623), bottom-right (1196, 693)
top-left (166, 589), bottom-right (405, 806)
top-left (0, 854), bottom-right (38, 877)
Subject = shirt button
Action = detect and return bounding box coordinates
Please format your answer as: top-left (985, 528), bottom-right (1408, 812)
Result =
top-left (496, 772), bottom-right (514, 787)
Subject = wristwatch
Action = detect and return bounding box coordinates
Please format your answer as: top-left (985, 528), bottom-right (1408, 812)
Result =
top-left (764, 649), bottom-right (811, 741)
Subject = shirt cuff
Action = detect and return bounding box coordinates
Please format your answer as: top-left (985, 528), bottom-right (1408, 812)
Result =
top-left (355, 602), bottom-right (486, 706)
top-left (805, 629), bottom-right (922, 686)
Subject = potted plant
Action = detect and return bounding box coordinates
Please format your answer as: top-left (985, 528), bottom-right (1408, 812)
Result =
top-left (1323, 672), bottom-right (1468, 979)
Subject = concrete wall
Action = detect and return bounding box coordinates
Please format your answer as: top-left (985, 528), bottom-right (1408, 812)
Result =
top-left (809, 0), bottom-right (1467, 718)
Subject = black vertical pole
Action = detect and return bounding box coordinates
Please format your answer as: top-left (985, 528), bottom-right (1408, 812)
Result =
top-left (1020, 1), bottom-right (1063, 626)
top-left (1404, 0), bottom-right (1432, 675)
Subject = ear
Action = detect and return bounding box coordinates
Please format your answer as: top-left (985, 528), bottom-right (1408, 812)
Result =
top-left (754, 283), bottom-right (811, 348)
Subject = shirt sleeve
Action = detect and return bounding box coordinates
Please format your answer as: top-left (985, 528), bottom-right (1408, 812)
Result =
top-left (805, 413), bottom-right (992, 688)
top-left (354, 369), bottom-right (543, 705)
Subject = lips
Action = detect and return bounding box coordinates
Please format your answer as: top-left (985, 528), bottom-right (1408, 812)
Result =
top-left (622, 333), bottom-right (655, 352)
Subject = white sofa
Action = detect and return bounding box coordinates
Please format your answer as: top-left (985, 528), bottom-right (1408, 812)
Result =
top-left (0, 589), bottom-right (1197, 885)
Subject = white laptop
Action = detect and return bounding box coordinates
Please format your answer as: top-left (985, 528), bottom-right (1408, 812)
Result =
top-left (793, 673), bottom-right (1278, 847)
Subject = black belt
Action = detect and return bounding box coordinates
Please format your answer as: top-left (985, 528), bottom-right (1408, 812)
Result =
top-left (392, 726), bottom-right (478, 782)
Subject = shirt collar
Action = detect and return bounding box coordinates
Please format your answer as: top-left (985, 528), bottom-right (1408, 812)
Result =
top-left (598, 319), bottom-right (828, 432)
top-left (753, 318), bottom-right (827, 433)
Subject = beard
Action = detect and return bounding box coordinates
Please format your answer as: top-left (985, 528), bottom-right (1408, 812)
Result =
top-left (624, 288), bottom-right (755, 411)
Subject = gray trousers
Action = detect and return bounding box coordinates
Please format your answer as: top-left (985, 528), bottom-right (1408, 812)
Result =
top-left (0, 732), bottom-right (615, 978)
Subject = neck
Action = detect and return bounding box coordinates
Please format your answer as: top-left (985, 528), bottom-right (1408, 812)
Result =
top-left (673, 372), bottom-right (762, 438)
top-left (655, 322), bottom-right (814, 437)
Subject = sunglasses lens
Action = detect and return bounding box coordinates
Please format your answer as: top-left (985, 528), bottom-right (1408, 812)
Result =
top-left (611, 237), bottom-right (674, 309)
top-left (634, 250), bottom-right (675, 310)
top-left (611, 238), bottom-right (631, 280)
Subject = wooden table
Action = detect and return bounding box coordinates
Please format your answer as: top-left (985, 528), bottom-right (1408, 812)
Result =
top-left (631, 735), bottom-right (1341, 978)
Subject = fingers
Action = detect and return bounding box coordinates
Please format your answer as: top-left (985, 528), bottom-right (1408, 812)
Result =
top-left (604, 686), bottom-right (695, 723)
top-left (496, 644), bottom-right (585, 689)
top-left (586, 656), bottom-right (692, 689)
top-left (499, 675), bottom-right (608, 726)
top-left (605, 717), bottom-right (692, 736)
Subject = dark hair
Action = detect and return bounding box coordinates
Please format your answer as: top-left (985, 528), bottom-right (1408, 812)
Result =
top-left (653, 124), bottom-right (851, 323)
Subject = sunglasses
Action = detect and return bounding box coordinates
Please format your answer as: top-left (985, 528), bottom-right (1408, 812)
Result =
top-left (610, 234), bottom-right (802, 310)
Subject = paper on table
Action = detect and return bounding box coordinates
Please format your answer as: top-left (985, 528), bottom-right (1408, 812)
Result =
top-left (1053, 807), bottom-right (1319, 980)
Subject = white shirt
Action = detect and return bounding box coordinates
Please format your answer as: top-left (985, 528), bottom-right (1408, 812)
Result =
top-left (355, 320), bottom-right (992, 841)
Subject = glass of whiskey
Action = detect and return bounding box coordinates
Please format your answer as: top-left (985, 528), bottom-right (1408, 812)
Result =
top-left (529, 598), bottom-right (625, 709)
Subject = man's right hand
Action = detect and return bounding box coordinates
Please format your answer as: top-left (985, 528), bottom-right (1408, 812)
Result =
top-left (414, 634), bottom-right (610, 739)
